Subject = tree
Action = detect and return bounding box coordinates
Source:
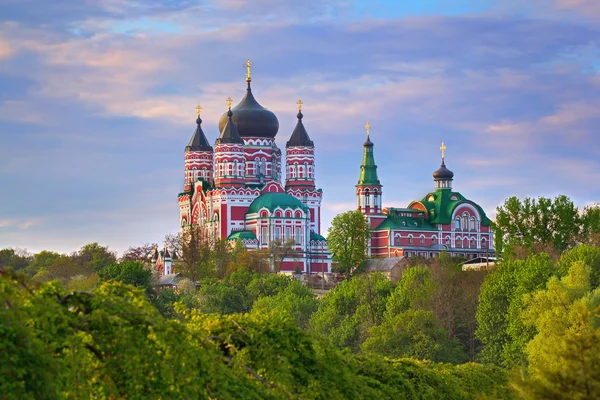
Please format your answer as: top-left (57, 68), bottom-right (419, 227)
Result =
top-left (268, 238), bottom-right (298, 273)
top-left (119, 243), bottom-right (157, 262)
top-left (310, 273), bottom-right (394, 351)
top-left (512, 261), bottom-right (600, 398)
top-left (362, 309), bottom-right (467, 364)
top-left (32, 255), bottom-right (86, 284)
top-left (252, 280), bottom-right (318, 329)
top-left (213, 238), bottom-right (232, 279)
top-left (327, 210), bottom-right (371, 279)
top-left (0, 267), bottom-right (512, 399)
top-left (493, 195), bottom-right (580, 256)
top-left (580, 203), bottom-right (600, 245)
top-left (23, 250), bottom-right (61, 277)
top-left (177, 225), bottom-right (214, 282)
top-left (97, 261), bottom-right (153, 289)
top-left (476, 254), bottom-right (555, 367)
top-left (72, 242), bottom-right (117, 273)
top-left (0, 248), bottom-right (31, 271)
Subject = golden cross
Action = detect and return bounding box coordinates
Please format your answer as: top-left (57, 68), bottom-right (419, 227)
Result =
top-left (365, 121), bottom-right (371, 137)
top-left (226, 97), bottom-right (233, 110)
top-left (440, 142), bottom-right (447, 160)
top-left (195, 104), bottom-right (202, 117)
top-left (243, 59), bottom-right (254, 82)
top-left (297, 99), bottom-right (303, 112)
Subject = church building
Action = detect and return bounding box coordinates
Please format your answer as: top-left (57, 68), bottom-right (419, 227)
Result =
top-left (176, 61), bottom-right (330, 274)
top-left (356, 124), bottom-right (495, 259)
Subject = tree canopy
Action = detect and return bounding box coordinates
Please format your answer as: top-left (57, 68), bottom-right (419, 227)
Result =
top-left (327, 210), bottom-right (371, 279)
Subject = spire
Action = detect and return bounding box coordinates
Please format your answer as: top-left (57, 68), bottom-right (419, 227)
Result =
top-left (186, 104), bottom-right (213, 152)
top-left (357, 122), bottom-right (379, 185)
top-left (216, 97), bottom-right (243, 145)
top-left (286, 100), bottom-right (314, 147)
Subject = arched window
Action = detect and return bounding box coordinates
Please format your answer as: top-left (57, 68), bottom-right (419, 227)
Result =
top-left (432, 235), bottom-right (437, 245)
top-left (470, 217), bottom-right (476, 231)
top-left (408, 235), bottom-right (413, 245)
top-left (456, 237), bottom-right (462, 248)
top-left (420, 235), bottom-right (425, 245)
top-left (470, 238), bottom-right (476, 249)
top-left (364, 188), bottom-right (370, 206)
top-left (445, 236), bottom-right (451, 246)
top-left (455, 217), bottom-right (460, 230)
top-left (481, 238), bottom-right (487, 249)
top-left (394, 235), bottom-right (401, 246)
top-left (461, 212), bottom-right (469, 231)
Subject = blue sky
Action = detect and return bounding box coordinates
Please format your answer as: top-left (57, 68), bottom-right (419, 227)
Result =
top-left (0, 0), bottom-right (599, 255)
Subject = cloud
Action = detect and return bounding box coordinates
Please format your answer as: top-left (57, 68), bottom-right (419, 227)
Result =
top-left (1, 1), bottom-right (600, 254)
top-left (0, 36), bottom-right (12, 59)
top-left (0, 218), bottom-right (42, 229)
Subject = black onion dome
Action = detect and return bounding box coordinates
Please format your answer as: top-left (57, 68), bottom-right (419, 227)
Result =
top-left (363, 135), bottom-right (374, 148)
top-left (216, 110), bottom-right (244, 145)
top-left (433, 161), bottom-right (454, 180)
top-left (218, 82), bottom-right (279, 138)
top-left (286, 112), bottom-right (314, 147)
top-left (186, 116), bottom-right (213, 152)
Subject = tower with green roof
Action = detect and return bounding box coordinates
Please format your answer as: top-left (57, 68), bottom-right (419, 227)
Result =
top-left (356, 122), bottom-right (383, 217)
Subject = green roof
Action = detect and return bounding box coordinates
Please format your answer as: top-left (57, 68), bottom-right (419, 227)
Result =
top-left (310, 231), bottom-right (327, 242)
top-left (376, 214), bottom-right (436, 231)
top-left (357, 139), bottom-right (380, 186)
top-left (247, 192), bottom-right (308, 214)
top-left (409, 189), bottom-right (492, 226)
top-left (227, 230), bottom-right (257, 241)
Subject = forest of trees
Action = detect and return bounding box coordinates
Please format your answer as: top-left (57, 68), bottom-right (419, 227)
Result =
top-left (1, 195), bottom-right (599, 398)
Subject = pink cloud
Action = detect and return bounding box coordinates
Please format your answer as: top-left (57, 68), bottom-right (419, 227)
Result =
top-left (0, 36), bottom-right (12, 59)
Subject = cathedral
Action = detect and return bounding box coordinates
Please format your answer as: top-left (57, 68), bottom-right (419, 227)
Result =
top-left (168, 61), bottom-right (494, 279)
top-left (176, 61), bottom-right (330, 274)
top-left (356, 126), bottom-right (495, 259)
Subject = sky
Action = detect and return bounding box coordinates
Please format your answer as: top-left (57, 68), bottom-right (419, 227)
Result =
top-left (0, 0), bottom-right (599, 256)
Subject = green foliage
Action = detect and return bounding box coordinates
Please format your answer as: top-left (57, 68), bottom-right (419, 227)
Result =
top-left (22, 250), bottom-right (59, 276)
top-left (493, 195), bottom-right (580, 256)
top-left (0, 248), bottom-right (31, 271)
top-left (310, 273), bottom-right (394, 351)
top-left (72, 242), bottom-right (117, 273)
top-left (198, 280), bottom-right (252, 314)
top-left (476, 254), bottom-right (555, 367)
top-left (66, 273), bottom-right (99, 291)
top-left (32, 255), bottom-right (86, 284)
top-left (556, 244), bottom-right (600, 290)
top-left (97, 261), bottom-right (153, 289)
top-left (327, 210), bottom-right (371, 279)
top-left (0, 268), bottom-right (511, 399)
top-left (363, 309), bottom-right (468, 364)
top-left (512, 261), bottom-right (600, 399)
top-left (252, 280), bottom-right (318, 329)
top-left (386, 266), bottom-right (435, 315)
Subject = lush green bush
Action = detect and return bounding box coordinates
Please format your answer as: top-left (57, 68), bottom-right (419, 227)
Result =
top-left (0, 268), bottom-right (511, 399)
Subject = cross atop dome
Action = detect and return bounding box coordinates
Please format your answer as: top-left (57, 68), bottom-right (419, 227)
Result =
top-left (226, 97), bottom-right (233, 110)
top-left (297, 99), bottom-right (303, 112)
top-left (365, 121), bottom-right (371, 138)
top-left (440, 142), bottom-right (446, 162)
top-left (196, 104), bottom-right (202, 117)
top-left (244, 59), bottom-right (255, 82)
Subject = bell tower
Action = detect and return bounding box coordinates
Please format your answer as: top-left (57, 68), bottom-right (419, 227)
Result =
top-left (356, 122), bottom-right (383, 215)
